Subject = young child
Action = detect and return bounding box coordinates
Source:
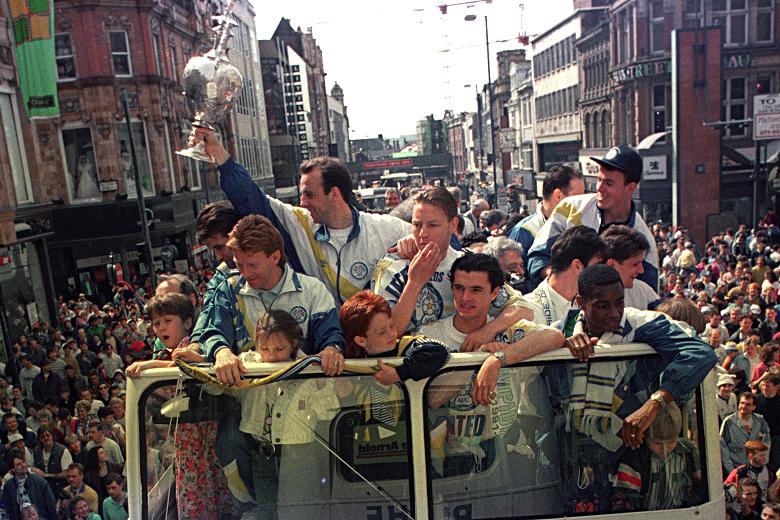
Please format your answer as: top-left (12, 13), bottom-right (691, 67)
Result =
top-left (612, 401), bottom-right (702, 511)
top-left (725, 440), bottom-right (775, 501)
top-left (235, 310), bottom-right (339, 520)
top-left (339, 290), bottom-right (449, 386)
top-left (126, 293), bottom-right (231, 520)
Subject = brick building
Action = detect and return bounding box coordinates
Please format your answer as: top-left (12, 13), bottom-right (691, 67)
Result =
top-left (603, 0), bottom-right (780, 230)
top-left (0, 0), bottom-right (273, 351)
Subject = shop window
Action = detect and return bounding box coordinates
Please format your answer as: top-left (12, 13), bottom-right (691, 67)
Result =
top-left (55, 34), bottom-right (76, 80)
top-left (116, 122), bottom-right (155, 196)
top-left (109, 31), bottom-right (132, 77)
top-left (61, 127), bottom-right (100, 202)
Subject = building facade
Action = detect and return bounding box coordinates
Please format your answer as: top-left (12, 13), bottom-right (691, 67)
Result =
top-left (0, 0), bottom-right (259, 353)
top-left (604, 0), bottom-right (780, 229)
top-left (532, 7), bottom-right (608, 176)
top-left (228, 0), bottom-right (274, 191)
top-left (272, 19), bottom-right (331, 159)
top-left (328, 83), bottom-right (351, 163)
top-left (576, 14), bottom-right (611, 191)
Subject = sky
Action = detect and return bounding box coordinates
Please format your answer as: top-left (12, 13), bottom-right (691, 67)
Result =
top-left (252, 0), bottom-right (573, 139)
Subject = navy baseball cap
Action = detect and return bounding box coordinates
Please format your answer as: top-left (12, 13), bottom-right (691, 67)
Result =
top-left (590, 145), bottom-right (642, 183)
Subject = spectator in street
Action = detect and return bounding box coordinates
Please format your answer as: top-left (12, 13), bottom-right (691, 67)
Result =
top-left (479, 209), bottom-right (505, 236)
top-left (68, 495), bottom-right (100, 520)
top-left (462, 199), bottom-right (489, 236)
top-left (1, 413), bottom-right (35, 449)
top-left (85, 422), bottom-right (123, 466)
top-left (756, 369), bottom-right (780, 473)
top-left (18, 356), bottom-right (40, 399)
top-left (718, 373), bottom-right (739, 426)
top-left (64, 435), bottom-right (87, 467)
top-left (30, 360), bottom-right (62, 405)
top-left (101, 473), bottom-right (128, 520)
top-left (725, 440), bottom-right (774, 501)
top-left (481, 236), bottom-right (528, 293)
top-left (84, 447), bottom-right (122, 516)
top-left (385, 188), bottom-right (401, 211)
top-left (1, 448), bottom-right (57, 520)
top-left (752, 344), bottom-right (779, 385)
top-left (98, 345), bottom-right (122, 378)
top-left (721, 392), bottom-right (772, 474)
top-left (30, 427), bottom-right (71, 496)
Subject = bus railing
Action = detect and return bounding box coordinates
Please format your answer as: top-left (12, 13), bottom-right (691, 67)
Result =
top-left (126, 344), bottom-right (725, 520)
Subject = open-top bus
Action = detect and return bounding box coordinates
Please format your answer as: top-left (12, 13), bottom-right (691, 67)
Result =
top-left (126, 344), bottom-right (724, 520)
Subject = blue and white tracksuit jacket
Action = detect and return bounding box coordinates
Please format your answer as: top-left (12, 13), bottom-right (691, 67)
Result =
top-left (194, 265), bottom-right (344, 361)
top-left (218, 159), bottom-right (411, 304)
top-left (508, 203), bottom-right (546, 267)
top-left (527, 194), bottom-right (659, 289)
top-left (190, 261), bottom-right (235, 345)
top-left (552, 307), bottom-right (717, 420)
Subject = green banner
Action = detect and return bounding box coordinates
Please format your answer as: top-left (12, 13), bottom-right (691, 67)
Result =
top-left (6, 0), bottom-right (59, 118)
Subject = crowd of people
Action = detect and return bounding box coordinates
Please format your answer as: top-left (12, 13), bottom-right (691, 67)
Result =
top-left (2, 133), bottom-right (777, 520)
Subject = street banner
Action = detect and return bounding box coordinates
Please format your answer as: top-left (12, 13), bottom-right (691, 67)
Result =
top-left (6, 0), bottom-right (59, 118)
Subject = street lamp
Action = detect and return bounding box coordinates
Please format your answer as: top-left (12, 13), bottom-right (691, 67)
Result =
top-left (466, 14), bottom-right (498, 208)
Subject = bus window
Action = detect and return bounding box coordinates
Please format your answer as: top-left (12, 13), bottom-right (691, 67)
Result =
top-left (138, 374), bottom-right (414, 519)
top-left (425, 357), bottom-right (709, 519)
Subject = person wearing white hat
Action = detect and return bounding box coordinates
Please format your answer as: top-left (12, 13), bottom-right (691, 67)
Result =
top-left (716, 374), bottom-right (737, 426)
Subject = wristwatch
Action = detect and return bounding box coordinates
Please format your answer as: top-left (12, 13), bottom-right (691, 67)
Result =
top-left (493, 350), bottom-right (507, 368)
top-left (650, 390), bottom-right (667, 408)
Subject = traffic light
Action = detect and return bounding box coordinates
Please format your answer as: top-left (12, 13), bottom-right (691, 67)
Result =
top-left (439, 4), bottom-right (447, 14)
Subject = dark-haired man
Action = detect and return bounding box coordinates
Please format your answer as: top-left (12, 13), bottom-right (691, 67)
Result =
top-left (527, 146), bottom-right (659, 290)
top-left (556, 264), bottom-right (715, 511)
top-left (509, 165), bottom-right (585, 275)
top-left (372, 188), bottom-right (533, 349)
top-left (1, 448), bottom-right (57, 520)
top-left (190, 129), bottom-right (410, 304)
top-left (601, 225), bottom-right (661, 310)
top-left (530, 226), bottom-right (605, 327)
top-left (419, 253), bottom-right (563, 403)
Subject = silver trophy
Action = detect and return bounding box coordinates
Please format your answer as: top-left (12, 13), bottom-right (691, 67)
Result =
top-left (177, 0), bottom-right (242, 162)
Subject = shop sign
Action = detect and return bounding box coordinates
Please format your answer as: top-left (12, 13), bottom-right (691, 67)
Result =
top-left (610, 60), bottom-right (670, 84)
top-left (754, 94), bottom-right (780, 141)
top-left (723, 53), bottom-right (751, 69)
top-left (643, 156), bottom-right (667, 181)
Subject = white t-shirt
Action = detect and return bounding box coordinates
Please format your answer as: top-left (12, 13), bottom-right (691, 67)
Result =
top-left (624, 279), bottom-right (661, 311)
top-left (327, 225), bottom-right (353, 252)
top-left (531, 279), bottom-right (574, 326)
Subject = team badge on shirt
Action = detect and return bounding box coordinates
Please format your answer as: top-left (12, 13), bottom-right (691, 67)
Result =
top-left (289, 306), bottom-right (308, 324)
top-left (413, 284), bottom-right (444, 326)
top-left (350, 261), bottom-right (369, 280)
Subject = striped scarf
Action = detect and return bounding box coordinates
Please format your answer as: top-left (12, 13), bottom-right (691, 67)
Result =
top-left (565, 314), bottom-right (627, 452)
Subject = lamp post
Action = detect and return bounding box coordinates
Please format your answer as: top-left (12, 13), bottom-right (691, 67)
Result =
top-left (466, 14), bottom-right (498, 207)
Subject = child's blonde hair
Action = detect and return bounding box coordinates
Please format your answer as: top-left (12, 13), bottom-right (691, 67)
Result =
top-left (255, 310), bottom-right (303, 358)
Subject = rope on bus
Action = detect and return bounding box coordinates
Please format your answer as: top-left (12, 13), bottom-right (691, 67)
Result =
top-left (174, 356), bottom-right (397, 393)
